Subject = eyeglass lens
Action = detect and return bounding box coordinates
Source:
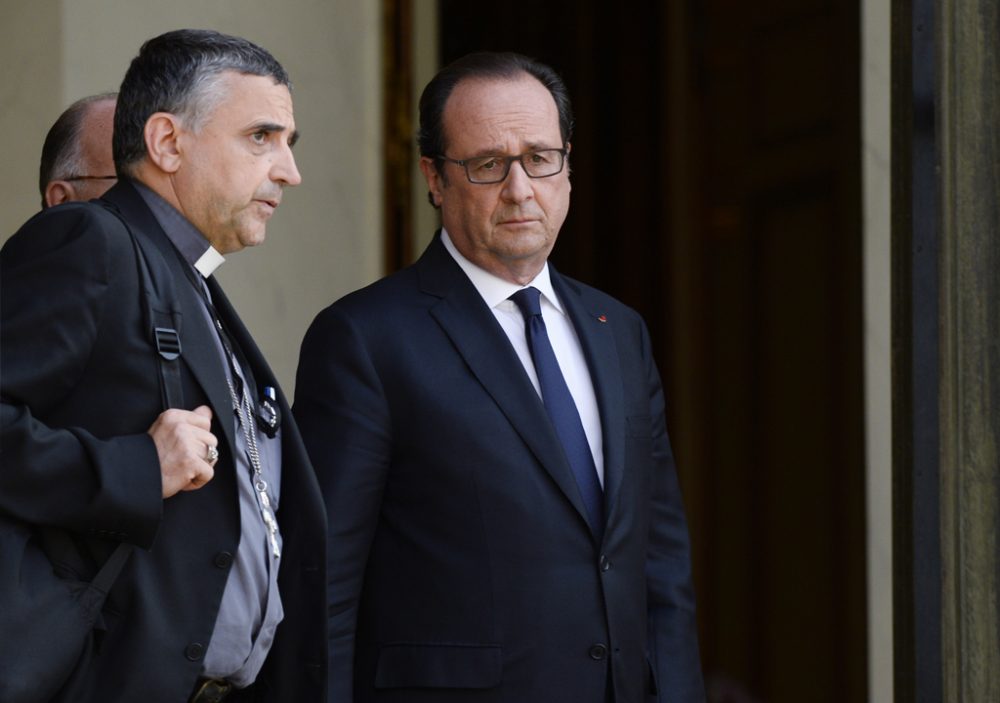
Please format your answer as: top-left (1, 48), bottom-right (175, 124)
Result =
top-left (465, 149), bottom-right (565, 183)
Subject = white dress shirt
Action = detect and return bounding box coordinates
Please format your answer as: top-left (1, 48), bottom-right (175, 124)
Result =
top-left (441, 229), bottom-right (605, 486)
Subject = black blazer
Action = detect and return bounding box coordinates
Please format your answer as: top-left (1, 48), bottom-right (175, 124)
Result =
top-left (0, 181), bottom-right (327, 702)
top-left (294, 234), bottom-right (704, 703)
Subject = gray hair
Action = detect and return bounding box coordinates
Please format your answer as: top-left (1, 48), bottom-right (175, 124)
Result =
top-left (113, 29), bottom-right (291, 177)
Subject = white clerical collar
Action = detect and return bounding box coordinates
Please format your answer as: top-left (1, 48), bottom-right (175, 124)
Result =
top-left (194, 247), bottom-right (226, 277)
top-left (440, 228), bottom-right (565, 315)
top-left (132, 180), bottom-right (226, 278)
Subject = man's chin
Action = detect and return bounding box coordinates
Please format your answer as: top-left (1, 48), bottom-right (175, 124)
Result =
top-left (236, 224), bottom-right (269, 250)
top-left (496, 230), bottom-right (554, 258)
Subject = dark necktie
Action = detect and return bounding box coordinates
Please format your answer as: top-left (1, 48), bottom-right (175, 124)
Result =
top-left (510, 287), bottom-right (604, 538)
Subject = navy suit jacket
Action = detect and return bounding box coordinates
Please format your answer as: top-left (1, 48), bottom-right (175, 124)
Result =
top-left (295, 234), bottom-right (704, 703)
top-left (0, 180), bottom-right (327, 701)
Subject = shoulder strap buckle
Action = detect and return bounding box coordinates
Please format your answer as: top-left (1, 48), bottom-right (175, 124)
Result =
top-left (154, 326), bottom-right (181, 361)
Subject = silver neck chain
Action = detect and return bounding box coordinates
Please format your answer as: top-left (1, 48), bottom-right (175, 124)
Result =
top-left (226, 364), bottom-right (281, 560)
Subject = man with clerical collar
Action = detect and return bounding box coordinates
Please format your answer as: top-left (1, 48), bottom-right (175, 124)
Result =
top-left (1, 29), bottom-right (326, 702)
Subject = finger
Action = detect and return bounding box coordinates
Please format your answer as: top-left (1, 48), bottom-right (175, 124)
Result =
top-left (182, 463), bottom-right (215, 491)
top-left (192, 405), bottom-right (213, 421)
top-left (177, 407), bottom-right (212, 432)
top-left (150, 408), bottom-right (212, 436)
top-left (190, 428), bottom-right (218, 449)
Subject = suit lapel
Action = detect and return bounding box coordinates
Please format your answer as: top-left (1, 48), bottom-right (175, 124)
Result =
top-left (101, 182), bottom-right (237, 456)
top-left (551, 271), bottom-right (626, 530)
top-left (418, 238), bottom-right (594, 534)
top-left (206, 280), bottom-right (271, 384)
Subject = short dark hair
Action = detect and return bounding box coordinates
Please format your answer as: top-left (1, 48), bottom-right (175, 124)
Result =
top-left (113, 29), bottom-right (291, 176)
top-left (418, 51), bottom-right (574, 169)
top-left (38, 93), bottom-right (117, 208)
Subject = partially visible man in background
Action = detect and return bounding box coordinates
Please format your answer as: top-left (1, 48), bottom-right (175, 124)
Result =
top-left (38, 93), bottom-right (117, 208)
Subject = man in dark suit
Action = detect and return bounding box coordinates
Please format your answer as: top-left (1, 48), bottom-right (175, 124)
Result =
top-left (295, 52), bottom-right (705, 703)
top-left (1, 30), bottom-right (326, 702)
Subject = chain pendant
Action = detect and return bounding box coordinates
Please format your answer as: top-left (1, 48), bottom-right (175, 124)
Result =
top-left (227, 375), bottom-right (282, 561)
top-left (262, 508), bottom-right (282, 558)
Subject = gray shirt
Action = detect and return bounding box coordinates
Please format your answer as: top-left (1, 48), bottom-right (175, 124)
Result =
top-left (135, 182), bottom-right (284, 687)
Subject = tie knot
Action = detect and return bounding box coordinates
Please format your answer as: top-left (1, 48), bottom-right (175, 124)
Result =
top-left (509, 286), bottom-right (543, 319)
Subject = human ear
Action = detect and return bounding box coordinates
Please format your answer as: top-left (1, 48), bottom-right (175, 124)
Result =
top-left (419, 156), bottom-right (445, 208)
top-left (44, 181), bottom-right (76, 207)
top-left (143, 113), bottom-right (183, 173)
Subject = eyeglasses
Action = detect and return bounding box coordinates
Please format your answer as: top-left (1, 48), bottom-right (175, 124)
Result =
top-left (61, 175), bottom-right (117, 181)
top-left (439, 148), bottom-right (568, 184)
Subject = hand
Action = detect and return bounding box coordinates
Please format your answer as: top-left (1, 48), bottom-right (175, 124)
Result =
top-left (148, 405), bottom-right (219, 498)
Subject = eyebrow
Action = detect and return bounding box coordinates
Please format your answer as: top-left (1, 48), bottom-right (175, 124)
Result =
top-left (467, 141), bottom-right (559, 158)
top-left (523, 140), bottom-right (559, 152)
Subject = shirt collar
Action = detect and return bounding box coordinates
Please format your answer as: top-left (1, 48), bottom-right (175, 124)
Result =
top-left (132, 181), bottom-right (226, 278)
top-left (440, 228), bottom-right (565, 315)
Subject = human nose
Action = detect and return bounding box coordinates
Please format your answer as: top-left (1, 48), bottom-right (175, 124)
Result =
top-left (500, 159), bottom-right (533, 202)
top-left (272, 144), bottom-right (302, 186)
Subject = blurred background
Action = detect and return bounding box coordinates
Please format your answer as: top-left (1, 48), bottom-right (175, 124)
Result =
top-left (0, 1), bottom-right (895, 701)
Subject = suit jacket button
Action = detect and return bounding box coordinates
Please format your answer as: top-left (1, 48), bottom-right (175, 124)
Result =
top-left (214, 551), bottom-right (234, 569)
top-left (599, 554), bottom-right (611, 572)
top-left (589, 644), bottom-right (608, 660)
top-left (185, 643), bottom-right (205, 661)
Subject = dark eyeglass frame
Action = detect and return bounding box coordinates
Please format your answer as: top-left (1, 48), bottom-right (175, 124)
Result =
top-left (60, 175), bottom-right (118, 182)
top-left (438, 148), bottom-right (568, 184)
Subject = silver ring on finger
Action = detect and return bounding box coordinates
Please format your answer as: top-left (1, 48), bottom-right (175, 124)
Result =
top-left (205, 444), bottom-right (220, 465)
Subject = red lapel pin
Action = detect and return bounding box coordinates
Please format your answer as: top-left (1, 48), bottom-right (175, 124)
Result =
top-left (597, 314), bottom-right (607, 323)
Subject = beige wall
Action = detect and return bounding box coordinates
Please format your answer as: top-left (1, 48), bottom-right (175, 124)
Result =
top-left (862, 0), bottom-right (893, 700)
top-left (1, 0), bottom-right (64, 220)
top-left (0, 0), bottom-right (384, 397)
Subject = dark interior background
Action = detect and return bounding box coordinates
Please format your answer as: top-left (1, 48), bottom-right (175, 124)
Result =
top-left (436, 1), bottom-right (867, 701)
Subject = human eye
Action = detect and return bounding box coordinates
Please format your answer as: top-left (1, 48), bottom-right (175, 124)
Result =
top-left (474, 157), bottom-right (501, 171)
top-left (250, 130), bottom-right (269, 146)
top-left (530, 150), bottom-right (556, 165)
top-left (468, 156), bottom-right (503, 178)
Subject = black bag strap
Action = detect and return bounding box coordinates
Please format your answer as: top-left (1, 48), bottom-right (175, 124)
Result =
top-left (100, 201), bottom-right (185, 410)
top-left (71, 202), bottom-right (189, 588)
top-left (131, 233), bottom-right (185, 410)
top-left (88, 540), bottom-right (134, 592)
